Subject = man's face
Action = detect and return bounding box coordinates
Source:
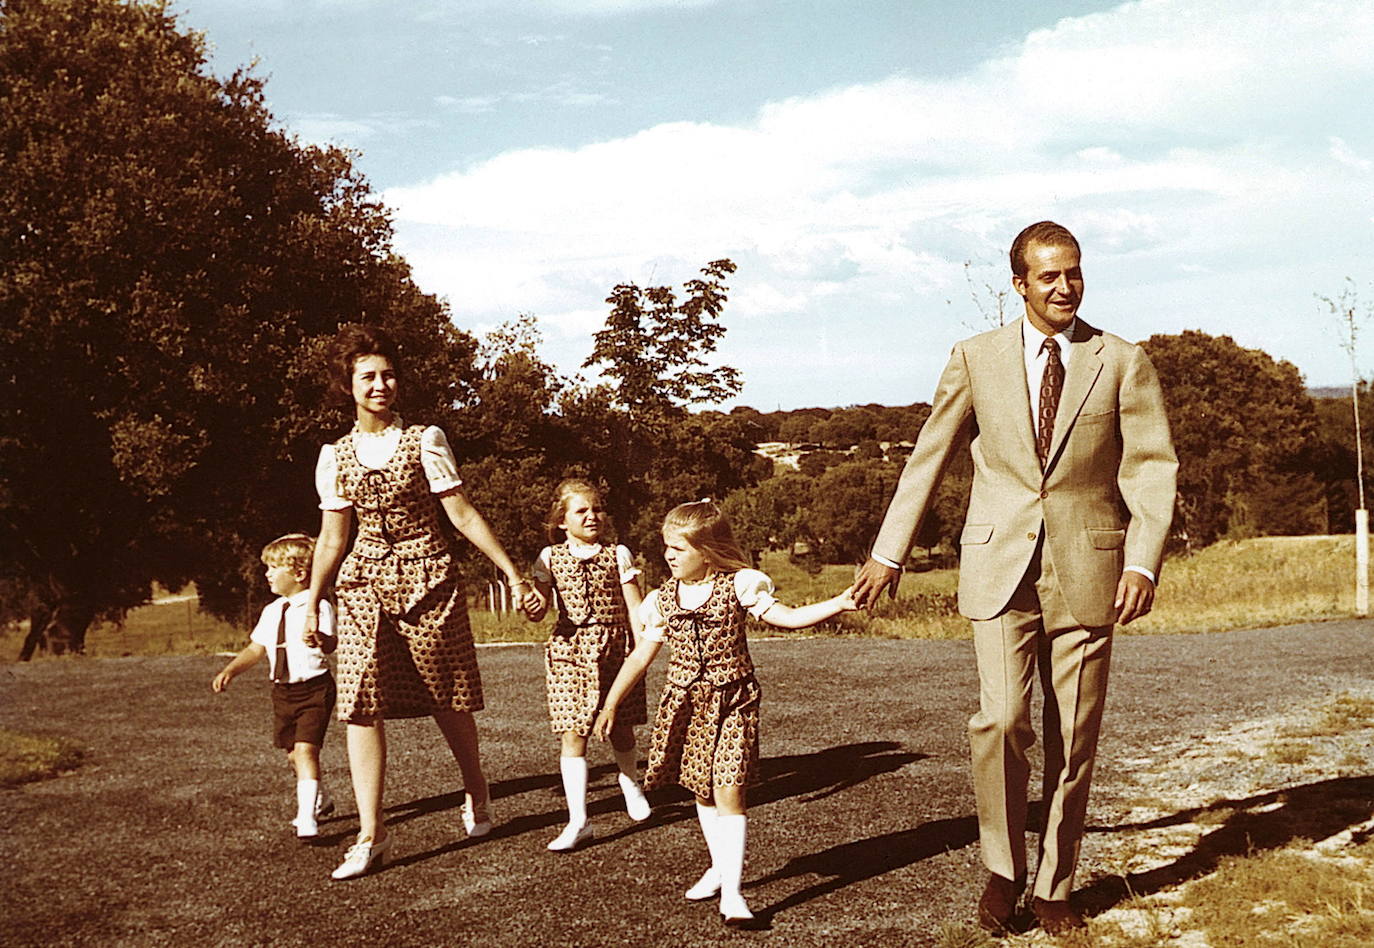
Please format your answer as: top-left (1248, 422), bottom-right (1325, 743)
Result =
top-left (1013, 241), bottom-right (1083, 335)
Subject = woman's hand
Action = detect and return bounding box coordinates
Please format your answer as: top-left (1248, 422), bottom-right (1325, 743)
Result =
top-left (302, 610), bottom-right (321, 649)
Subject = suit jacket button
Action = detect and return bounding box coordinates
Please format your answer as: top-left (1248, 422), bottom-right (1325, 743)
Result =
top-left (1027, 532), bottom-right (1037, 541)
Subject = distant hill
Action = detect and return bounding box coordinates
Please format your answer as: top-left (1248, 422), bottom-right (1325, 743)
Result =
top-left (1308, 386), bottom-right (1349, 400)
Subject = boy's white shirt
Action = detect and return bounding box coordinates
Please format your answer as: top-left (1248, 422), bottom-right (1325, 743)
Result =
top-left (249, 590), bottom-right (334, 683)
top-left (637, 568), bottom-right (777, 643)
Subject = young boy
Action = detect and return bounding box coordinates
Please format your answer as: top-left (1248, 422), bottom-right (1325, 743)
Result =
top-left (213, 533), bottom-right (337, 839)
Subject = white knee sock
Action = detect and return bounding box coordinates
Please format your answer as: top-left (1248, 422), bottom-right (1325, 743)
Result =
top-left (714, 807), bottom-right (747, 906)
top-left (614, 747), bottom-right (650, 820)
top-left (295, 778), bottom-right (319, 826)
top-left (560, 756), bottom-right (588, 827)
top-left (685, 803), bottom-right (722, 899)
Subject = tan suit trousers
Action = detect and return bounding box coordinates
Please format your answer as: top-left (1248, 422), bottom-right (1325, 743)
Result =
top-left (969, 532), bottom-right (1112, 901)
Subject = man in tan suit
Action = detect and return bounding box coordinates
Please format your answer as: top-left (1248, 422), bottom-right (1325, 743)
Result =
top-left (853, 221), bottom-right (1177, 934)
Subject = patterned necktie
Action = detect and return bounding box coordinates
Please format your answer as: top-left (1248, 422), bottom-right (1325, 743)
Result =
top-left (273, 601), bottom-right (290, 683)
top-left (1036, 337), bottom-right (1064, 470)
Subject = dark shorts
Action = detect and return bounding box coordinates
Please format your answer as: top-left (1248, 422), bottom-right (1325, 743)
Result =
top-left (271, 673), bottom-right (336, 750)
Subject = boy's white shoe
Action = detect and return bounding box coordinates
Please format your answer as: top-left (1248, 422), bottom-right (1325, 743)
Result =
top-left (618, 773), bottom-right (652, 822)
top-left (314, 785), bottom-right (335, 819)
top-left (292, 815), bottom-right (319, 839)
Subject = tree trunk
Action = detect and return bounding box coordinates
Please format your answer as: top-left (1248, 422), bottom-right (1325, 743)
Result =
top-left (18, 596), bottom-right (94, 659)
top-left (18, 604), bottom-right (51, 661)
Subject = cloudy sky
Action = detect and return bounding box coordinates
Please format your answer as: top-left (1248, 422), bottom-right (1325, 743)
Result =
top-left (175, 0), bottom-right (1374, 410)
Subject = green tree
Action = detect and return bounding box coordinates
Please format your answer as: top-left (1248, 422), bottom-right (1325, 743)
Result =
top-left (585, 259), bottom-right (741, 414)
top-left (808, 459), bottom-right (903, 564)
top-left (1140, 331), bottom-right (1325, 549)
top-left (0, 0), bottom-right (476, 655)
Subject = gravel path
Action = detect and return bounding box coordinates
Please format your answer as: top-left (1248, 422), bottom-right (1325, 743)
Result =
top-left (1, 620), bottom-right (1370, 946)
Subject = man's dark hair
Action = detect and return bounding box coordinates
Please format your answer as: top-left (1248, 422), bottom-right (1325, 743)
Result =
top-left (1010, 221), bottom-right (1080, 278)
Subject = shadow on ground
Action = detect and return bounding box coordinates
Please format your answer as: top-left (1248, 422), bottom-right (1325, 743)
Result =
top-left (369, 740), bottom-right (927, 872)
top-left (1077, 774), bottom-right (1374, 917)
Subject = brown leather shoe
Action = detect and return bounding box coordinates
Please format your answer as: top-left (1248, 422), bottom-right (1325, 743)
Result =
top-left (1031, 896), bottom-right (1086, 934)
top-left (977, 873), bottom-right (1025, 933)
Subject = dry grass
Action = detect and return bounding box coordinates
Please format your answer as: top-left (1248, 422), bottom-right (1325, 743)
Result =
top-left (0, 729), bottom-right (84, 787)
top-left (1179, 840), bottom-right (1374, 946)
top-left (763, 534), bottom-right (1363, 639)
top-left (1131, 535), bottom-right (1358, 635)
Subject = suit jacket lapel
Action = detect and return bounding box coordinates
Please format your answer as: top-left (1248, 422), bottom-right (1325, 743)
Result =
top-left (995, 319), bottom-right (1039, 465)
top-left (1047, 319), bottom-right (1105, 466)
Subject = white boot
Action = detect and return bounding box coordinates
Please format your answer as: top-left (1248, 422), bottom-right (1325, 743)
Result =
top-left (685, 802), bottom-right (721, 901)
top-left (716, 813), bottom-right (753, 924)
top-left (293, 779), bottom-right (319, 838)
top-left (548, 756), bottom-right (592, 852)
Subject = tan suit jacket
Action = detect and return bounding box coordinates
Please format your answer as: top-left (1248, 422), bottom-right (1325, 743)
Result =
top-left (872, 317), bottom-right (1177, 628)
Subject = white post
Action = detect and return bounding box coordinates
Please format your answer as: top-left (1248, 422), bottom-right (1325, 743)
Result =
top-left (1357, 509), bottom-right (1369, 617)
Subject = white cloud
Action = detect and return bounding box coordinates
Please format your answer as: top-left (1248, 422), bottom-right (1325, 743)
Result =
top-left (1329, 136), bottom-right (1372, 172)
top-left (384, 0), bottom-right (1374, 401)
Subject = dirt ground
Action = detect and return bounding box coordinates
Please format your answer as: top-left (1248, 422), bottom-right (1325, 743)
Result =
top-left (1, 620), bottom-right (1370, 947)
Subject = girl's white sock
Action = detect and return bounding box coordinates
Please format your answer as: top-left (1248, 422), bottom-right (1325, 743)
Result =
top-left (614, 747), bottom-right (651, 821)
top-left (685, 803), bottom-right (722, 900)
top-left (715, 813), bottom-right (753, 921)
top-left (560, 756), bottom-right (588, 827)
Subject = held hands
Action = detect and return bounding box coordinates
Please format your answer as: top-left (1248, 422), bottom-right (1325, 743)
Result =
top-left (833, 585), bottom-right (860, 613)
top-left (302, 611), bottom-right (321, 649)
top-left (510, 578), bottom-right (544, 618)
top-left (1114, 571), bottom-right (1155, 626)
top-left (852, 559), bottom-right (900, 611)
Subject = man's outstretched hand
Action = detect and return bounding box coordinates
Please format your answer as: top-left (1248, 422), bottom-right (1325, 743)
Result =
top-left (853, 558), bottom-right (901, 610)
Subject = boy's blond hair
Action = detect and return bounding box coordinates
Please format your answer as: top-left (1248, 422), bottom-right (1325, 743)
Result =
top-left (261, 533), bottom-right (315, 578)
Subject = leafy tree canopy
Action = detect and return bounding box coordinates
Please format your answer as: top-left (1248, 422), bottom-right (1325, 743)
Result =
top-left (0, 0), bottom-right (476, 655)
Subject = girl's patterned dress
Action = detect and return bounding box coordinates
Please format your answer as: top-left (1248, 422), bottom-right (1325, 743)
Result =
top-left (541, 543), bottom-right (647, 735)
top-left (642, 570), bottom-right (770, 799)
top-left (327, 425), bottom-right (482, 721)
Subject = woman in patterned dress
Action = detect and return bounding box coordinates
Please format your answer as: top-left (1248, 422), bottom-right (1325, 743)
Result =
top-left (304, 325), bottom-right (537, 881)
top-left (523, 479), bottom-right (651, 852)
top-left (594, 501), bottom-right (856, 925)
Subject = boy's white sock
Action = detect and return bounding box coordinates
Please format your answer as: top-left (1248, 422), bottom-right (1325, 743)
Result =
top-left (294, 779), bottom-right (319, 836)
top-left (715, 813), bottom-right (753, 921)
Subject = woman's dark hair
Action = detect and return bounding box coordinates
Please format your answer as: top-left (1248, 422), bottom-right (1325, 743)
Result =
top-left (328, 324), bottom-right (401, 399)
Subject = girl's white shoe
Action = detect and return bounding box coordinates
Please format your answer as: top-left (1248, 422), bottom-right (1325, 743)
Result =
top-left (546, 822), bottom-right (594, 852)
top-left (685, 866), bottom-right (721, 901)
top-left (618, 773), bottom-right (652, 822)
top-left (331, 834), bottom-right (391, 880)
top-left (720, 891), bottom-right (754, 925)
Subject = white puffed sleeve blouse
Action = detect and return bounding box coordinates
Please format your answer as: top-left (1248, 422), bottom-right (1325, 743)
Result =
top-left (636, 569), bottom-right (777, 643)
top-left (314, 422), bottom-right (463, 511)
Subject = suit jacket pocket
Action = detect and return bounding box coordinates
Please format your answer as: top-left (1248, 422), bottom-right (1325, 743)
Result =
top-left (960, 523), bottom-right (993, 545)
top-left (1087, 527), bottom-right (1126, 550)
